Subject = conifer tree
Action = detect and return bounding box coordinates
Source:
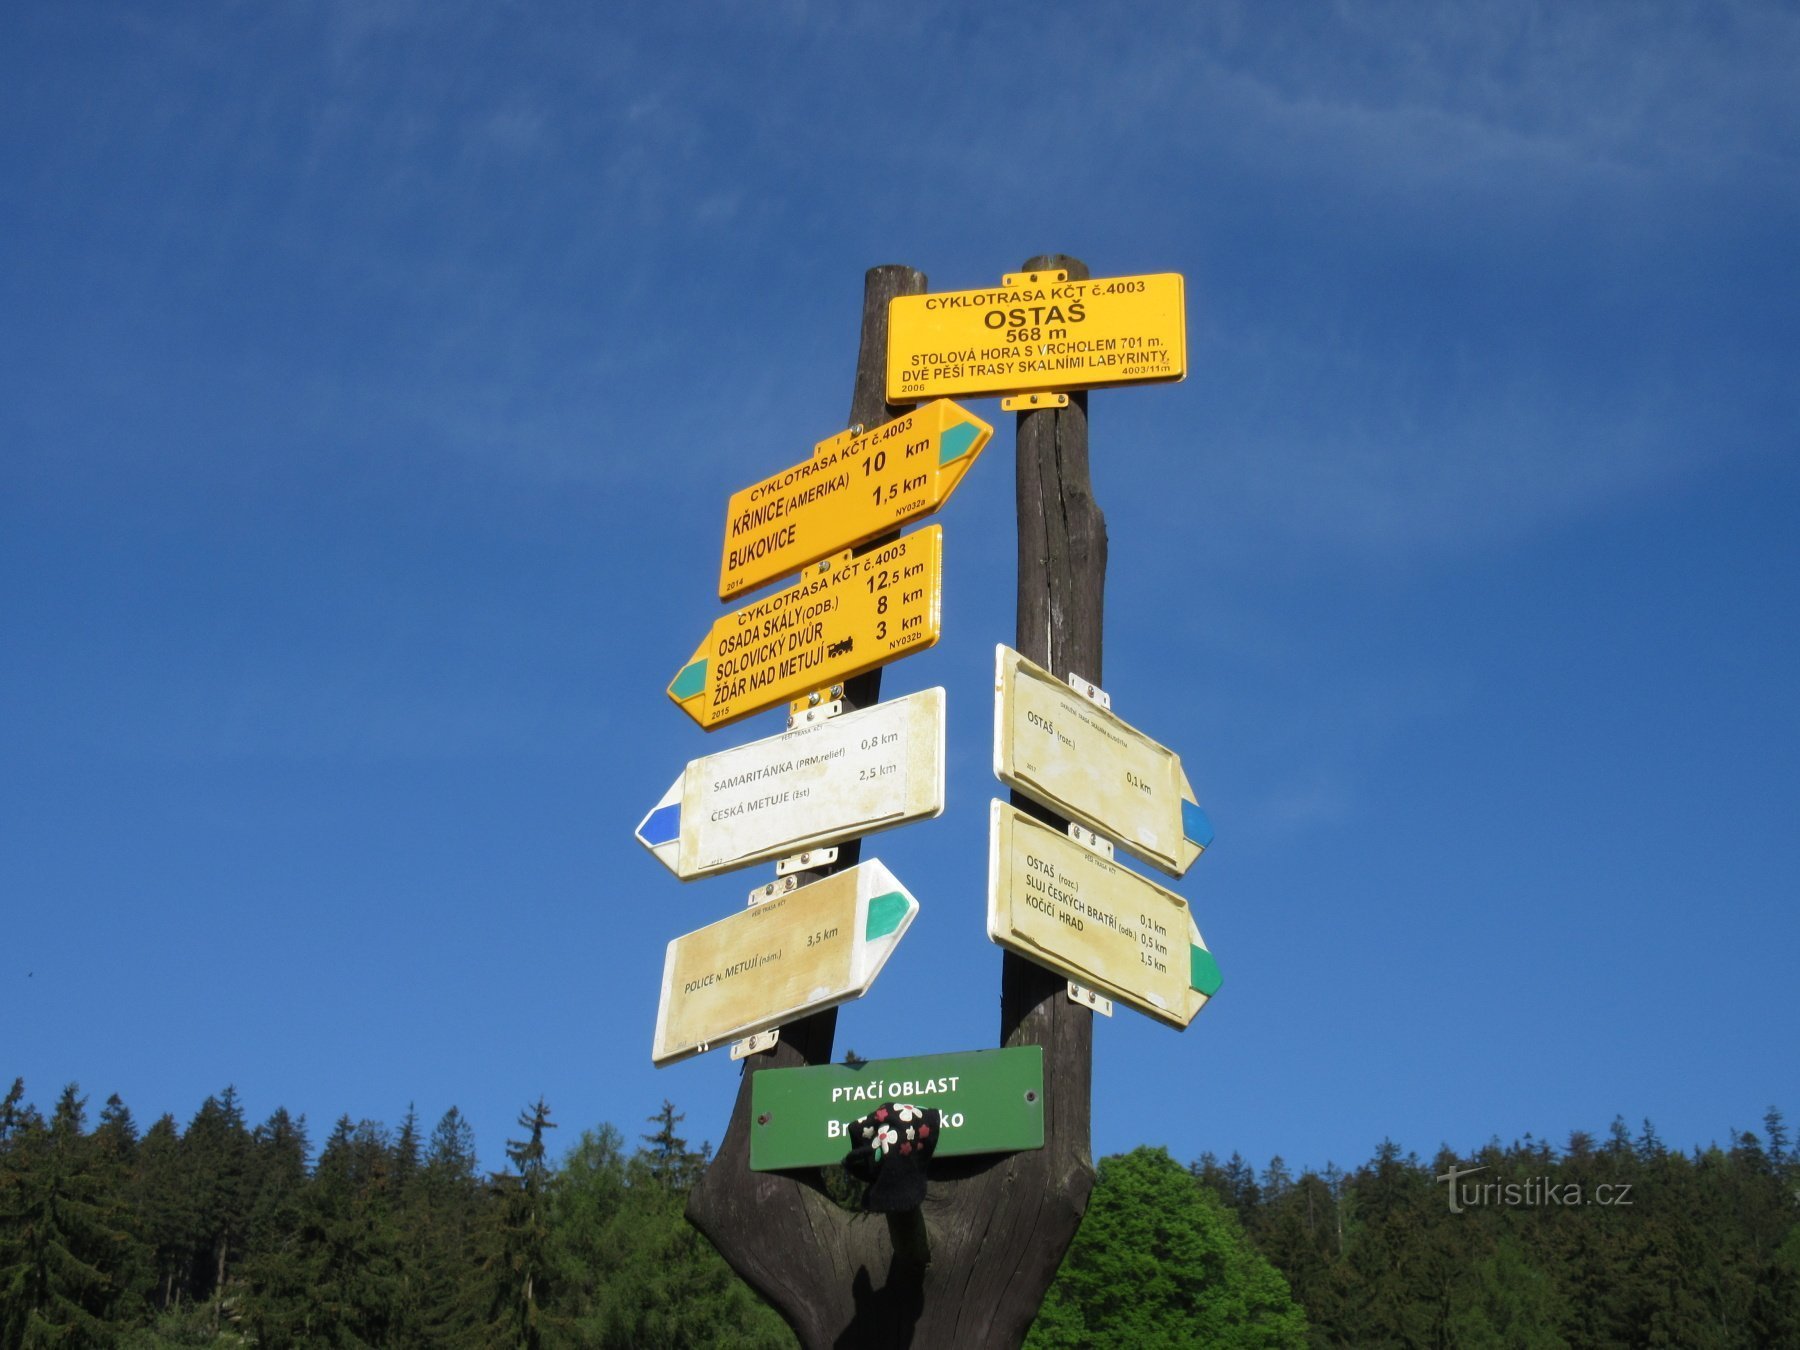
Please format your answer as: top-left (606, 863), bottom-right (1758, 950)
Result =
top-left (130, 1113), bottom-right (192, 1312)
top-left (0, 1084), bottom-right (131, 1346)
top-left (413, 1106), bottom-right (485, 1345)
top-left (484, 1098), bottom-right (561, 1350)
top-left (181, 1087), bottom-right (254, 1318)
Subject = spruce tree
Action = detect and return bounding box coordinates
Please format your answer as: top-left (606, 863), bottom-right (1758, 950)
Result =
top-left (484, 1098), bottom-right (561, 1349)
top-left (0, 1084), bottom-right (131, 1346)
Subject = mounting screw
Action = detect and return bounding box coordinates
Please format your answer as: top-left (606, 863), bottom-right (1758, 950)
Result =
top-left (1025, 1090), bottom-right (1038, 1103)
top-left (757, 1113), bottom-right (771, 1125)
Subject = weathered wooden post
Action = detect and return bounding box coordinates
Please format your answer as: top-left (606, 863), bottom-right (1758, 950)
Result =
top-left (686, 255), bottom-right (1104, 1348)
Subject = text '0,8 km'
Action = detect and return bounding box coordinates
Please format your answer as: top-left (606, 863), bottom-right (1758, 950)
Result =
top-left (669, 526), bottom-right (943, 731)
top-left (886, 272), bottom-right (1186, 403)
top-left (718, 399), bottom-right (991, 601)
top-left (636, 687), bottom-right (946, 881)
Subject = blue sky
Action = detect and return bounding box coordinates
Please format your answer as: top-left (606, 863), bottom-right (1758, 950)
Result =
top-left (5, 2), bottom-right (1796, 1176)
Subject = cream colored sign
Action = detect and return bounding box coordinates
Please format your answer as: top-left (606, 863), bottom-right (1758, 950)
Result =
top-left (987, 802), bottom-right (1220, 1030)
top-left (636, 688), bottom-right (946, 880)
top-left (993, 645), bottom-right (1211, 877)
top-left (652, 859), bottom-right (918, 1066)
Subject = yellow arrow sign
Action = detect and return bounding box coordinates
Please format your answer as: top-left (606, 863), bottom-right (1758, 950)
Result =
top-left (887, 271), bottom-right (1185, 403)
top-left (987, 801), bottom-right (1220, 1030)
top-left (669, 526), bottom-right (943, 730)
top-left (719, 399), bottom-right (992, 601)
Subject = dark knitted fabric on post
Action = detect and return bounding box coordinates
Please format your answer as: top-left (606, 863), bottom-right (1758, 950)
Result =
top-left (842, 1101), bottom-right (941, 1212)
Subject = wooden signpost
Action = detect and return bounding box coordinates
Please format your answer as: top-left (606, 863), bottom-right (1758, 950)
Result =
top-left (887, 270), bottom-right (1185, 403)
top-left (664, 257), bottom-right (1215, 1349)
top-left (719, 399), bottom-right (992, 600)
top-left (993, 644), bottom-right (1213, 877)
top-left (651, 859), bottom-right (918, 1067)
top-left (669, 526), bottom-right (943, 730)
top-left (637, 687), bottom-right (945, 880)
top-left (987, 801), bottom-right (1221, 1030)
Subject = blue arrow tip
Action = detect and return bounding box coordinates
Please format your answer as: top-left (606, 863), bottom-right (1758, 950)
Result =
top-left (638, 803), bottom-right (681, 848)
top-left (1181, 799), bottom-right (1214, 851)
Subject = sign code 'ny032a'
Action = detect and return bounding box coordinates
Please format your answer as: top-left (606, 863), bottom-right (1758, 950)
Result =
top-left (987, 801), bottom-right (1221, 1030)
top-left (651, 859), bottom-right (918, 1067)
top-left (669, 526), bottom-right (943, 730)
top-left (887, 272), bottom-right (1185, 403)
top-left (719, 400), bottom-right (991, 601)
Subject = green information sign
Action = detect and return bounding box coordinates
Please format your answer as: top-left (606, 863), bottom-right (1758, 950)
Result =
top-left (748, 1046), bottom-right (1045, 1172)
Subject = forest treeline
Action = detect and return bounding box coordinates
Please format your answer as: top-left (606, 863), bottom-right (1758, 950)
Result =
top-left (1185, 1108), bottom-right (1800, 1348)
top-left (2, 1077), bottom-right (1795, 1347)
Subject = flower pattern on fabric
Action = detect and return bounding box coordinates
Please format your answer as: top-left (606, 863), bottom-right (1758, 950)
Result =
top-left (842, 1100), bottom-right (943, 1213)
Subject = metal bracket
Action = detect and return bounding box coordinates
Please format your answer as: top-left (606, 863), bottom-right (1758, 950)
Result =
top-left (1068, 982), bottom-right (1113, 1016)
top-left (1066, 671), bottom-right (1110, 710)
top-left (731, 1029), bottom-right (780, 1060)
top-left (1003, 268), bottom-right (1070, 287)
top-left (1001, 391), bottom-right (1070, 412)
top-left (776, 846), bottom-right (838, 877)
top-left (749, 875), bottom-right (800, 907)
top-left (1067, 824), bottom-right (1113, 859)
top-left (787, 684), bottom-right (848, 729)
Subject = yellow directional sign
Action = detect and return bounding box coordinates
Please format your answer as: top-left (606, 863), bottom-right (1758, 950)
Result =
top-left (719, 400), bottom-right (992, 601)
top-left (887, 272), bottom-right (1185, 403)
top-left (652, 859), bottom-right (919, 1066)
top-left (993, 645), bottom-right (1213, 877)
top-left (669, 526), bottom-right (942, 730)
top-left (987, 801), bottom-right (1221, 1030)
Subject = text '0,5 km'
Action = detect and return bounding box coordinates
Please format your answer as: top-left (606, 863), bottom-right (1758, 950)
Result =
top-left (987, 801), bottom-right (1221, 1031)
top-left (886, 272), bottom-right (1186, 403)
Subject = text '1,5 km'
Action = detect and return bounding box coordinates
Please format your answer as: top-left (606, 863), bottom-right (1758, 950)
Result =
top-left (719, 399), bottom-right (991, 601)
